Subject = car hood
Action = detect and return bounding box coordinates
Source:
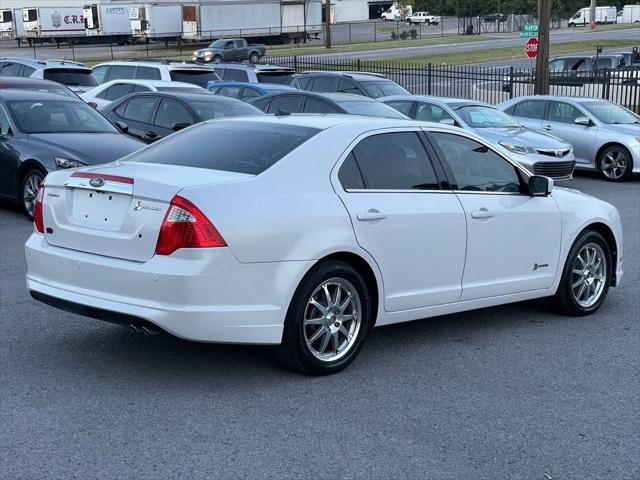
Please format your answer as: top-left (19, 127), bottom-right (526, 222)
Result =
top-left (28, 133), bottom-right (144, 165)
top-left (471, 126), bottom-right (571, 149)
top-left (195, 48), bottom-right (220, 55)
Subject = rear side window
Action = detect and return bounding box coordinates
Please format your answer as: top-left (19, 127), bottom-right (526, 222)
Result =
top-left (385, 100), bottom-right (413, 116)
top-left (415, 103), bottom-right (454, 123)
top-left (240, 87), bottom-right (261, 100)
top-left (0, 63), bottom-right (22, 76)
top-left (136, 66), bottom-right (161, 80)
top-left (295, 76), bottom-right (313, 90)
top-left (92, 65), bottom-right (109, 83)
top-left (251, 97), bottom-right (271, 111)
top-left (338, 153), bottom-right (365, 190)
top-left (217, 86), bottom-right (242, 98)
top-left (337, 78), bottom-right (362, 95)
top-left (121, 96), bottom-right (157, 123)
top-left (311, 77), bottom-right (336, 93)
top-left (20, 66), bottom-right (35, 77)
top-left (303, 97), bottom-right (340, 114)
top-left (169, 69), bottom-right (220, 87)
top-left (105, 65), bottom-right (136, 81)
top-left (154, 99), bottom-right (193, 128)
top-left (104, 83), bottom-right (135, 101)
top-left (266, 95), bottom-right (302, 114)
top-left (127, 122), bottom-right (320, 175)
top-left (223, 68), bottom-right (249, 82)
top-left (512, 100), bottom-right (546, 120)
top-left (44, 68), bottom-right (98, 87)
top-left (133, 84), bottom-right (152, 93)
top-left (361, 81), bottom-right (409, 99)
top-left (351, 132), bottom-right (439, 190)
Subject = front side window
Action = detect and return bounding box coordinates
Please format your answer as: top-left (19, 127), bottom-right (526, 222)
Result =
top-left (547, 101), bottom-right (583, 124)
top-left (266, 95), bottom-right (302, 114)
top-left (512, 100), bottom-right (546, 120)
top-left (430, 132), bottom-right (521, 193)
top-left (0, 106), bottom-right (12, 135)
top-left (351, 132), bottom-right (439, 190)
top-left (0, 63), bottom-right (22, 76)
top-left (337, 78), bottom-right (362, 95)
top-left (121, 96), bottom-right (157, 123)
top-left (361, 81), bottom-right (409, 99)
top-left (92, 65), bottom-right (109, 83)
top-left (240, 87), bottom-right (261, 100)
top-left (338, 101), bottom-right (407, 119)
top-left (136, 66), bottom-right (161, 80)
top-left (415, 103), bottom-right (455, 123)
top-left (217, 86), bottom-right (242, 98)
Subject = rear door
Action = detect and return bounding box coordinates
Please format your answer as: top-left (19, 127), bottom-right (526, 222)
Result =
top-left (506, 98), bottom-right (546, 131)
top-left (111, 95), bottom-right (160, 143)
top-left (333, 130), bottom-right (466, 311)
top-left (543, 100), bottom-right (596, 165)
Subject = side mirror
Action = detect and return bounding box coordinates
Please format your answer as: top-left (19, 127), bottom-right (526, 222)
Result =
top-left (528, 175), bottom-right (553, 197)
top-left (439, 118), bottom-right (456, 126)
top-left (574, 116), bottom-right (591, 126)
top-left (171, 122), bottom-right (191, 132)
top-left (115, 121), bottom-right (128, 133)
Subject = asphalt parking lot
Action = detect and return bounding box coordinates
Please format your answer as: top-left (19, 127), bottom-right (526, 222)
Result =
top-left (1, 173), bottom-right (638, 479)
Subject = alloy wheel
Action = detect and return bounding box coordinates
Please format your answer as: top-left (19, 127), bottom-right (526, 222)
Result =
top-left (600, 149), bottom-right (629, 180)
top-left (571, 243), bottom-right (607, 308)
top-left (23, 171), bottom-right (43, 218)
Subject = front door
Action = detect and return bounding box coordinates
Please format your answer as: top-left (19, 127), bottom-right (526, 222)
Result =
top-left (428, 130), bottom-right (562, 301)
top-left (333, 130), bottom-right (467, 312)
top-left (543, 100), bottom-right (597, 166)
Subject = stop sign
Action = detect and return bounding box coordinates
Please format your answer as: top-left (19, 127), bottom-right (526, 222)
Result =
top-left (525, 37), bottom-right (538, 58)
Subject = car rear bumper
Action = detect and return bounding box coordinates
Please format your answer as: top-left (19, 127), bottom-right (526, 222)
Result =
top-left (25, 233), bottom-right (313, 344)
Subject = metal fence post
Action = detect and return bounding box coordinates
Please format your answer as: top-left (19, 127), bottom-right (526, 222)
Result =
top-left (110, 43), bottom-right (114, 60)
top-left (71, 44), bottom-right (75, 61)
top-left (374, 22), bottom-right (377, 42)
top-left (509, 66), bottom-right (514, 99)
top-left (427, 63), bottom-right (432, 95)
top-left (357, 59), bottom-right (361, 71)
top-left (294, 56), bottom-right (298, 72)
top-left (32, 42), bottom-right (37, 59)
top-left (349, 23), bottom-right (352, 44)
top-left (603, 69), bottom-right (611, 101)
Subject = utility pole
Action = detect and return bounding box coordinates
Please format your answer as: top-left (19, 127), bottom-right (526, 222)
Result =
top-left (534, 0), bottom-right (551, 94)
top-left (324, 0), bottom-right (332, 49)
top-left (589, 0), bottom-right (596, 28)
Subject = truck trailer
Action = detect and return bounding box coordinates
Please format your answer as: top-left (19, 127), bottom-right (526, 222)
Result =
top-left (21, 6), bottom-right (86, 42)
top-left (130, 4), bottom-right (182, 42)
top-left (83, 4), bottom-right (132, 44)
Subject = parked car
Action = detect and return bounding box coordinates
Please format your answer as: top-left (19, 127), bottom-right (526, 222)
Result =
top-left (26, 115), bottom-right (623, 375)
top-left (481, 13), bottom-right (507, 22)
top-left (207, 81), bottom-right (297, 102)
top-left (289, 72), bottom-right (410, 99)
top-left (211, 63), bottom-right (296, 84)
top-left (80, 79), bottom-right (207, 109)
top-left (382, 95), bottom-right (576, 180)
top-left (614, 51), bottom-right (640, 67)
top-left (101, 91), bottom-right (262, 143)
top-left (0, 57), bottom-right (98, 93)
top-left (498, 96), bottom-right (640, 181)
top-left (0, 89), bottom-right (143, 218)
top-left (406, 12), bottom-right (440, 25)
top-left (0, 77), bottom-right (77, 98)
top-left (550, 54), bottom-right (625, 72)
top-left (91, 60), bottom-right (220, 88)
top-left (250, 91), bottom-right (409, 118)
top-left (192, 38), bottom-right (266, 64)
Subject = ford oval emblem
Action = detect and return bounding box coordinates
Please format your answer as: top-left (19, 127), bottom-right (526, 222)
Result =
top-left (89, 177), bottom-right (105, 188)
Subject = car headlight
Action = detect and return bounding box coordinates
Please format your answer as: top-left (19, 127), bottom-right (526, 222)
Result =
top-left (54, 157), bottom-right (85, 169)
top-left (499, 142), bottom-right (534, 154)
top-left (193, 51), bottom-right (199, 56)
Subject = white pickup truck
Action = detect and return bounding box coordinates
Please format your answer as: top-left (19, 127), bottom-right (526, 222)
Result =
top-left (406, 11), bottom-right (441, 25)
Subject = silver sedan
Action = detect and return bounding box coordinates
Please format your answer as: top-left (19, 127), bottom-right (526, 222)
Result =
top-left (497, 96), bottom-right (640, 182)
top-left (381, 95), bottom-right (576, 180)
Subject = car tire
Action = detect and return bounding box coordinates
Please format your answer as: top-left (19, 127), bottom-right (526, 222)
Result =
top-left (550, 230), bottom-right (612, 316)
top-left (20, 168), bottom-right (45, 221)
top-left (278, 260), bottom-right (372, 375)
top-left (598, 145), bottom-right (633, 182)
top-left (249, 52), bottom-right (259, 64)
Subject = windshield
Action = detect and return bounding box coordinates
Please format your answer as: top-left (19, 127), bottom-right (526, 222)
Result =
top-left (8, 99), bottom-right (116, 134)
top-left (339, 101), bottom-right (407, 118)
top-left (127, 122), bottom-right (320, 175)
top-left (186, 99), bottom-right (262, 120)
top-left (208, 39), bottom-right (228, 48)
top-left (579, 101), bottom-right (640, 125)
top-left (456, 105), bottom-right (520, 128)
top-left (169, 69), bottom-right (220, 88)
top-left (43, 68), bottom-right (98, 87)
top-left (360, 81), bottom-right (410, 99)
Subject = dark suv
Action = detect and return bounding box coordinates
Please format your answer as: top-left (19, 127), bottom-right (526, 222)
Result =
top-left (289, 72), bottom-right (410, 99)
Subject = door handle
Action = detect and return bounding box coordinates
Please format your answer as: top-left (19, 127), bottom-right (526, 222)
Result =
top-left (356, 210), bottom-right (387, 222)
top-left (542, 125), bottom-right (553, 131)
top-left (471, 208), bottom-right (494, 219)
top-left (145, 130), bottom-right (158, 139)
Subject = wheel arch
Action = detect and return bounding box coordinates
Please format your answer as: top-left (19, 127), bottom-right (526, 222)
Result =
top-left (577, 222), bottom-right (619, 286)
top-left (17, 160), bottom-right (47, 196)
top-left (595, 142), bottom-right (632, 168)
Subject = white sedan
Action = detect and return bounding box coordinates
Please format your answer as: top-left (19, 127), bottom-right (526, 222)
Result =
top-left (80, 79), bottom-right (207, 109)
top-left (25, 116), bottom-right (623, 375)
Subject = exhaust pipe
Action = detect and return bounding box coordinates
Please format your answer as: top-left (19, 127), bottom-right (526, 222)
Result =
top-left (129, 324), bottom-right (159, 336)
top-left (129, 324), bottom-right (142, 334)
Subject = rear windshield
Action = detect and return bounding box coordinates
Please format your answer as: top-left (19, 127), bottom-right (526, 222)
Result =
top-left (127, 121), bottom-right (319, 175)
top-left (361, 81), bottom-right (409, 98)
top-left (43, 68), bottom-right (98, 87)
top-left (256, 72), bottom-right (295, 84)
top-left (169, 69), bottom-right (220, 88)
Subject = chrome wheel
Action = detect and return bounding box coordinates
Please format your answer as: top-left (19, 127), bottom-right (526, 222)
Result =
top-left (22, 171), bottom-right (43, 217)
top-left (600, 149), bottom-right (629, 180)
top-left (571, 243), bottom-right (607, 308)
top-left (303, 278), bottom-right (362, 362)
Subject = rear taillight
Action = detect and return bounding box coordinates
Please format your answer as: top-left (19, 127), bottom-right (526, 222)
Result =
top-left (33, 183), bottom-right (45, 234)
top-left (155, 195), bottom-right (226, 256)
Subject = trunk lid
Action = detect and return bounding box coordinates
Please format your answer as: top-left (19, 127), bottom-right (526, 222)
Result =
top-left (42, 162), bottom-right (252, 262)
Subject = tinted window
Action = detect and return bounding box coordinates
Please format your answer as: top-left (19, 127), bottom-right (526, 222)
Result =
top-left (0, 63), bottom-right (23, 76)
top-left (187, 98), bottom-right (261, 120)
top-left (251, 97), bottom-right (271, 111)
top-left (133, 84), bottom-right (152, 93)
top-left (136, 66), bottom-right (161, 80)
top-left (266, 95), bottom-right (302, 114)
top-left (338, 101), bottom-right (407, 118)
top-left (105, 65), bottom-right (136, 81)
top-left (547, 101), bottom-right (583, 124)
top-left (512, 100), bottom-right (546, 120)
top-left (338, 153), bottom-right (365, 190)
top-left (105, 83), bottom-right (135, 101)
top-left (361, 81), bottom-right (409, 99)
top-left (295, 76), bottom-right (313, 90)
top-left (122, 96), bottom-right (157, 123)
top-left (337, 78), bottom-right (362, 95)
top-left (154, 99), bottom-right (193, 128)
top-left (240, 87), bottom-right (261, 100)
top-left (352, 132), bottom-right (438, 190)
top-left (415, 102), bottom-right (454, 123)
top-left (256, 72), bottom-right (294, 84)
top-left (217, 86), bottom-right (242, 98)
top-left (222, 68), bottom-right (249, 82)
top-left (430, 132), bottom-right (521, 193)
top-left (127, 122), bottom-right (320, 174)
top-left (385, 100), bottom-right (413, 116)
top-left (563, 58), bottom-right (589, 71)
top-left (8, 99), bottom-right (116, 134)
top-left (310, 77), bottom-right (336, 92)
top-left (92, 65), bottom-right (109, 83)
top-left (20, 65), bottom-right (35, 77)
top-left (169, 69), bottom-right (219, 87)
top-left (44, 68), bottom-right (97, 87)
top-left (303, 97), bottom-right (340, 113)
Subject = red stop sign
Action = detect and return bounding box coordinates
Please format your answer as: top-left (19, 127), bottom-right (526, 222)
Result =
top-left (525, 37), bottom-right (538, 58)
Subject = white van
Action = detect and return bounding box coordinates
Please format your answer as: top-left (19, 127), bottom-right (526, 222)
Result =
top-left (381, 3), bottom-right (413, 21)
top-left (617, 4), bottom-right (640, 23)
top-left (568, 6), bottom-right (617, 26)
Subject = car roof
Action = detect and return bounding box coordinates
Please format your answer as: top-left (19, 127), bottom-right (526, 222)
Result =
top-left (217, 63), bottom-right (295, 72)
top-left (379, 94), bottom-right (490, 107)
top-left (316, 92), bottom-right (380, 102)
top-left (0, 57), bottom-right (88, 69)
top-left (93, 60), bottom-right (215, 70)
top-left (114, 91), bottom-right (240, 102)
top-left (506, 95), bottom-right (604, 102)
top-left (211, 81), bottom-right (296, 91)
top-left (297, 71), bottom-right (389, 81)
top-left (0, 89), bottom-right (84, 101)
top-left (96, 79), bottom-right (204, 89)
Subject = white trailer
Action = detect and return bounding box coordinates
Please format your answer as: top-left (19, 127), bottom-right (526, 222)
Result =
top-left (130, 4), bottom-right (182, 41)
top-left (83, 4), bottom-right (132, 43)
top-left (21, 6), bottom-right (86, 40)
top-left (616, 4), bottom-right (640, 23)
top-left (181, 0), bottom-right (322, 43)
top-left (568, 6), bottom-right (618, 26)
top-left (0, 9), bottom-right (15, 38)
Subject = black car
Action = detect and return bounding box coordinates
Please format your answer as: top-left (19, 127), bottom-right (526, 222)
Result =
top-left (0, 89), bottom-right (144, 218)
top-left (288, 72), bottom-right (410, 99)
top-left (101, 91), bottom-right (263, 143)
top-left (250, 91), bottom-right (408, 119)
top-left (482, 13), bottom-right (507, 22)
